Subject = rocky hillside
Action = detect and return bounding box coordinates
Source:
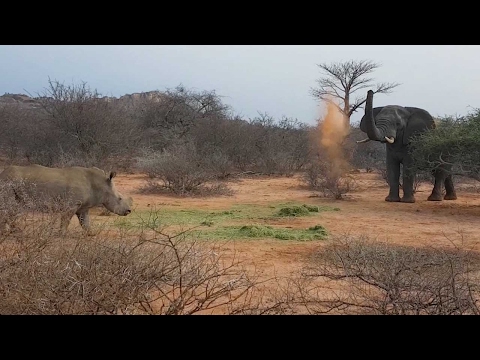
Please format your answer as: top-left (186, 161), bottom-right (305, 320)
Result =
top-left (0, 90), bottom-right (166, 110)
top-left (0, 93), bottom-right (42, 109)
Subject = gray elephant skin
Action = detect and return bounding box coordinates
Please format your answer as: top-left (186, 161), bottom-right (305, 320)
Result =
top-left (358, 90), bottom-right (456, 203)
top-left (0, 164), bottom-right (133, 233)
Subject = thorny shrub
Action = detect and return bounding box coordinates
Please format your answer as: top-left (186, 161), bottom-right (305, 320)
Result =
top-left (0, 179), bottom-right (78, 234)
top-left (136, 143), bottom-right (234, 196)
top-left (0, 208), bottom-right (270, 315)
top-left (278, 235), bottom-right (480, 315)
top-left (303, 160), bottom-right (357, 199)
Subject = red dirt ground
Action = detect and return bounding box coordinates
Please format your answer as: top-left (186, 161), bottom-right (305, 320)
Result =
top-left (7, 168), bottom-right (479, 313)
top-left (106, 172), bottom-right (480, 284)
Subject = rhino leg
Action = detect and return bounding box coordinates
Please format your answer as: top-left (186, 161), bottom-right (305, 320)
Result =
top-left (0, 221), bottom-right (10, 235)
top-left (60, 212), bottom-right (75, 234)
top-left (76, 210), bottom-right (95, 236)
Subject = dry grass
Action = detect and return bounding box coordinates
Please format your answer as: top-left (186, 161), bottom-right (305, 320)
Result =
top-left (0, 217), bottom-right (271, 314)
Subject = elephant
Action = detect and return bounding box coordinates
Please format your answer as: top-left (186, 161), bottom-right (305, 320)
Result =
top-left (357, 90), bottom-right (457, 203)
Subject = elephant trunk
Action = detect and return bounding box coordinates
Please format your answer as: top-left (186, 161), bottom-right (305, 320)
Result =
top-left (365, 90), bottom-right (384, 141)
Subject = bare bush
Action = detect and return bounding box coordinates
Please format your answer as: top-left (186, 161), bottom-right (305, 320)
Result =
top-left (303, 160), bottom-right (357, 199)
top-left (255, 151), bottom-right (299, 176)
top-left (0, 179), bottom-right (85, 237)
top-left (193, 113), bottom-right (310, 176)
top-left (136, 143), bottom-right (233, 196)
top-left (0, 180), bottom-right (29, 234)
top-left (0, 103), bottom-right (40, 162)
top-left (139, 179), bottom-right (234, 197)
top-left (213, 116), bottom-right (260, 172)
top-left (0, 209), bottom-right (267, 315)
top-left (198, 149), bottom-right (233, 180)
top-left (0, 179), bottom-right (56, 234)
top-left (283, 235), bottom-right (480, 315)
top-left (248, 113), bottom-right (309, 175)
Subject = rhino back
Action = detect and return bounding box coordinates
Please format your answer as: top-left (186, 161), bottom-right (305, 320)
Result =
top-left (0, 165), bottom-right (106, 208)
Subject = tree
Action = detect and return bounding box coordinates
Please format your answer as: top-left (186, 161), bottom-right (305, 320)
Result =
top-left (137, 84), bottom-right (231, 150)
top-left (310, 60), bottom-right (400, 125)
top-left (34, 78), bottom-right (141, 167)
top-left (410, 109), bottom-right (480, 181)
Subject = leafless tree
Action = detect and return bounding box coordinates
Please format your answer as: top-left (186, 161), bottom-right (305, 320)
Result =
top-left (33, 78), bottom-right (141, 168)
top-left (310, 60), bottom-right (400, 124)
top-left (1, 79), bottom-right (314, 179)
top-left (247, 113), bottom-right (311, 175)
top-left (0, 103), bottom-right (40, 161)
top-left (137, 84), bottom-right (232, 150)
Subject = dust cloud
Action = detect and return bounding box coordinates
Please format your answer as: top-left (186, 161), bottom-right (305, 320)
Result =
top-left (317, 101), bottom-right (351, 178)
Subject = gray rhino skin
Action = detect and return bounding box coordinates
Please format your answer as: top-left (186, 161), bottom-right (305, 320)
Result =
top-left (0, 164), bottom-right (132, 233)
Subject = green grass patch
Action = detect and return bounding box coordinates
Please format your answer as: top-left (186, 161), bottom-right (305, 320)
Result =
top-left (115, 206), bottom-right (257, 229)
top-left (192, 224), bottom-right (328, 241)
top-left (113, 218), bottom-right (133, 229)
top-left (276, 203), bottom-right (332, 217)
top-left (277, 206), bottom-right (310, 217)
top-left (112, 202), bottom-right (338, 234)
top-left (302, 204), bottom-right (320, 212)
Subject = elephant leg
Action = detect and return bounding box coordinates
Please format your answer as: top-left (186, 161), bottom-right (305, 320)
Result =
top-left (428, 168), bottom-right (445, 201)
top-left (444, 173), bottom-right (457, 200)
top-left (401, 164), bottom-right (416, 203)
top-left (385, 155), bottom-right (401, 202)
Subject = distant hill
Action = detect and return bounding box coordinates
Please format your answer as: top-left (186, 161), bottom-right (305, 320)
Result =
top-left (0, 90), bottom-right (166, 110)
top-left (0, 93), bottom-right (42, 109)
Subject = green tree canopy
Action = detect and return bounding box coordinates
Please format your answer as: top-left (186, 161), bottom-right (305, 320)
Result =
top-left (410, 108), bottom-right (480, 180)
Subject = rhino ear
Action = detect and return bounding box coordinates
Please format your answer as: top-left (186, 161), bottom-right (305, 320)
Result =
top-left (109, 171), bottom-right (116, 181)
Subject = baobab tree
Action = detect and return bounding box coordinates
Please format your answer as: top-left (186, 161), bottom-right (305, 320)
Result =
top-left (307, 60), bottom-right (399, 194)
top-left (310, 60), bottom-right (400, 125)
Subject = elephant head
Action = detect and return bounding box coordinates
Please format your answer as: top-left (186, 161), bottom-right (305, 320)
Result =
top-left (358, 90), bottom-right (435, 145)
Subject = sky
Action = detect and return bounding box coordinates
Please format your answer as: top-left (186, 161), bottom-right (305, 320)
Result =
top-left (1, 45), bottom-right (479, 126)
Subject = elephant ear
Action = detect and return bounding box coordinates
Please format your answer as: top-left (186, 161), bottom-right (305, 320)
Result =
top-left (360, 107), bottom-right (384, 133)
top-left (403, 107), bottom-right (435, 146)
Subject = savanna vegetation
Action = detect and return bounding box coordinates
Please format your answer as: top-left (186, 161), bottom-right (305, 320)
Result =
top-left (410, 108), bottom-right (480, 181)
top-left (1, 58), bottom-right (480, 314)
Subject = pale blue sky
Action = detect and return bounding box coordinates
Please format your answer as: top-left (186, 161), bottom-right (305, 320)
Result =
top-left (1, 45), bottom-right (479, 125)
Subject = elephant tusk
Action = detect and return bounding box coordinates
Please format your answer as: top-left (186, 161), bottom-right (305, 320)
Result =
top-left (356, 138), bottom-right (371, 144)
top-left (385, 136), bottom-right (395, 144)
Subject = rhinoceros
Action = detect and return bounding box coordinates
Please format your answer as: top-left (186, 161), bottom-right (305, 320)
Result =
top-left (0, 164), bottom-right (133, 233)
